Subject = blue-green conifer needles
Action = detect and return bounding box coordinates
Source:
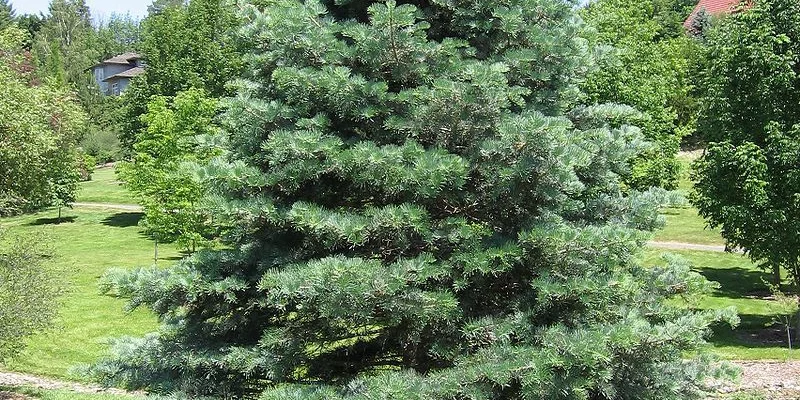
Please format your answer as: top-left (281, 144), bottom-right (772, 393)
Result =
top-left (90, 0), bottom-right (736, 398)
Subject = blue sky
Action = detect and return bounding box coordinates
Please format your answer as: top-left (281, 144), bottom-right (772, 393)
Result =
top-left (9, 0), bottom-right (151, 20)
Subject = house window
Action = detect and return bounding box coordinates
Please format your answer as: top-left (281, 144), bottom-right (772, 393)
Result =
top-left (111, 82), bottom-right (119, 96)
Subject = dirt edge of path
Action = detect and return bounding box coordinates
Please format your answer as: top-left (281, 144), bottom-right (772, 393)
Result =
top-left (0, 370), bottom-right (139, 397)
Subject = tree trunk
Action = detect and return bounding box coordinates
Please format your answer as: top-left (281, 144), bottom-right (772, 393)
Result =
top-left (773, 264), bottom-right (782, 289)
top-left (154, 240), bottom-right (159, 265)
top-left (795, 263), bottom-right (800, 353)
top-left (794, 309), bottom-right (800, 355)
top-left (58, 206), bottom-right (62, 223)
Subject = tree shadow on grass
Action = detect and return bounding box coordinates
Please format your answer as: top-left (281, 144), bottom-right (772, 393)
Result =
top-left (660, 208), bottom-right (686, 216)
top-left (710, 314), bottom-right (795, 348)
top-left (101, 212), bottom-right (144, 228)
top-left (26, 216), bottom-right (78, 226)
top-left (697, 266), bottom-right (771, 299)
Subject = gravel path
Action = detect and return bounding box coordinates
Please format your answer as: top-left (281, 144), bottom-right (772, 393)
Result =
top-left (3, 362), bottom-right (800, 398)
top-left (648, 241), bottom-right (732, 253)
top-left (0, 392), bottom-right (29, 400)
top-left (72, 202), bottom-right (143, 212)
top-left (708, 360), bottom-right (800, 398)
top-left (0, 371), bottom-right (137, 396)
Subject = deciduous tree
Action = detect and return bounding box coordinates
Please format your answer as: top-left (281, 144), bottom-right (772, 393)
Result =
top-left (32, 0), bottom-right (97, 91)
top-left (0, 26), bottom-right (88, 215)
top-left (94, 14), bottom-right (140, 60)
top-left (692, 0), bottom-right (800, 297)
top-left (117, 0), bottom-right (242, 152)
top-left (581, 0), bottom-right (699, 189)
top-left (0, 230), bottom-right (64, 359)
top-left (117, 88), bottom-right (221, 251)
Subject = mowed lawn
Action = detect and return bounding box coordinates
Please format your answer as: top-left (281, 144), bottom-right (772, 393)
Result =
top-left (643, 249), bottom-right (799, 360)
top-left (653, 152), bottom-right (725, 245)
top-left (655, 207), bottom-right (724, 245)
top-left (648, 153), bottom-right (799, 360)
top-left (0, 168), bottom-right (179, 380)
top-left (76, 167), bottom-right (137, 205)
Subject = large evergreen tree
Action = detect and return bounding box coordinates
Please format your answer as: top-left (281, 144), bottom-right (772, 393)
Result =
top-left (0, 0), bottom-right (14, 29)
top-left (91, 0), bottom-right (735, 398)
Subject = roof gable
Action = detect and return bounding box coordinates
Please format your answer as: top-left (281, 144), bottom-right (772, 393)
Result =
top-left (88, 52), bottom-right (142, 71)
top-left (102, 67), bottom-right (145, 82)
top-left (103, 52), bottom-right (141, 65)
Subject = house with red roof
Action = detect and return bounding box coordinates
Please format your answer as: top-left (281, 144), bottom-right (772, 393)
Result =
top-left (683, 0), bottom-right (748, 31)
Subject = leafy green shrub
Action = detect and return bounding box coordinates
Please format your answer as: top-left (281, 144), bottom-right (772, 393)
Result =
top-left (80, 128), bottom-right (122, 164)
top-left (581, 0), bottom-right (700, 189)
top-left (0, 26), bottom-right (87, 216)
top-left (78, 152), bottom-right (96, 181)
top-left (0, 230), bottom-right (65, 359)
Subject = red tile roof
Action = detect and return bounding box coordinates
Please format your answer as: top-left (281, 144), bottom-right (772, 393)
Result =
top-left (684, 0), bottom-right (745, 29)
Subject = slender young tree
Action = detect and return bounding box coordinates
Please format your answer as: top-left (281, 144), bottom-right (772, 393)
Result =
top-left (118, 88), bottom-right (221, 251)
top-left (91, 0), bottom-right (735, 398)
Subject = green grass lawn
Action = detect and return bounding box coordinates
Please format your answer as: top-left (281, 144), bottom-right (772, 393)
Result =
top-left (655, 207), bottom-right (725, 245)
top-left (643, 249), bottom-right (800, 360)
top-left (657, 153), bottom-right (799, 360)
top-left (77, 168), bottom-right (137, 205)
top-left (0, 208), bottom-right (180, 380)
top-left (676, 151), bottom-right (699, 195)
top-left (652, 152), bottom-right (726, 245)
